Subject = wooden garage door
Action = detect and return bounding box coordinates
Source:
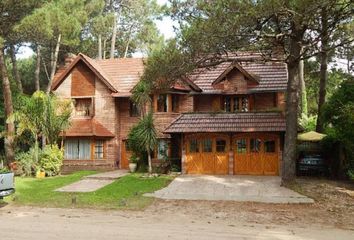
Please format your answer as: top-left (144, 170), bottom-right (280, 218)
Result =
top-left (233, 134), bottom-right (279, 175)
top-left (185, 135), bottom-right (229, 174)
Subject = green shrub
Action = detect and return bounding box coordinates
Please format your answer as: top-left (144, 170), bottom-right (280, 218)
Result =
top-left (39, 145), bottom-right (64, 176)
top-left (0, 167), bottom-right (11, 174)
top-left (15, 148), bottom-right (38, 176)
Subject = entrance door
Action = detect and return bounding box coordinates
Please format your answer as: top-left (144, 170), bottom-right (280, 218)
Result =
top-left (185, 134), bottom-right (229, 174)
top-left (233, 134), bottom-right (279, 175)
top-left (121, 140), bottom-right (131, 169)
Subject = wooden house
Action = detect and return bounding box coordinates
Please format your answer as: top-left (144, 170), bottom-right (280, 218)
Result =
top-left (52, 52), bottom-right (287, 175)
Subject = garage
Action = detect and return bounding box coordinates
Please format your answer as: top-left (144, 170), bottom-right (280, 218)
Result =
top-left (185, 134), bottom-right (229, 174)
top-left (233, 134), bottom-right (279, 175)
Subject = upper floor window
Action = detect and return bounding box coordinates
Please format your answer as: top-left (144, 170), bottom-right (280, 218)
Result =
top-left (157, 94), bottom-right (168, 112)
top-left (172, 94), bottom-right (179, 112)
top-left (223, 96), bottom-right (249, 112)
top-left (129, 100), bottom-right (141, 117)
top-left (74, 98), bottom-right (93, 117)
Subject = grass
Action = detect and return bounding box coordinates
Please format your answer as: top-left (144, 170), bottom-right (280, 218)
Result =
top-left (4, 171), bottom-right (173, 210)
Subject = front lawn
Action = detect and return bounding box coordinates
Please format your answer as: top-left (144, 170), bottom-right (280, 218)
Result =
top-left (4, 171), bottom-right (173, 210)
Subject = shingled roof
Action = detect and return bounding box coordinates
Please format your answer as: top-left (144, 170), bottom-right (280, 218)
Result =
top-left (164, 112), bottom-right (286, 133)
top-left (188, 53), bottom-right (288, 93)
top-left (63, 119), bottom-right (115, 137)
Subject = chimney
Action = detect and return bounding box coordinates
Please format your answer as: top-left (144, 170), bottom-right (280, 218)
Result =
top-left (271, 42), bottom-right (285, 61)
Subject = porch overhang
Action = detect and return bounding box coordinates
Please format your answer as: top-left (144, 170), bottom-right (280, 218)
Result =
top-left (164, 112), bottom-right (286, 133)
top-left (62, 118), bottom-right (115, 137)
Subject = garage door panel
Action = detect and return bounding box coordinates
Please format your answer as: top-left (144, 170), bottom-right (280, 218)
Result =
top-left (263, 154), bottom-right (278, 175)
top-left (234, 153), bottom-right (249, 174)
top-left (186, 153), bottom-right (202, 174)
top-left (185, 135), bottom-right (229, 174)
top-left (215, 154), bottom-right (229, 174)
top-left (234, 134), bottom-right (279, 176)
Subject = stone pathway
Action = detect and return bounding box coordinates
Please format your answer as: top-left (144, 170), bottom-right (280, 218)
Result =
top-left (56, 170), bottom-right (128, 193)
top-left (148, 175), bottom-right (314, 204)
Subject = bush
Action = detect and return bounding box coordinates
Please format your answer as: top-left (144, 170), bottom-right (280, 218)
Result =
top-left (39, 145), bottom-right (64, 176)
top-left (15, 145), bottom-right (64, 177)
top-left (15, 148), bottom-right (38, 176)
top-left (0, 167), bottom-right (10, 174)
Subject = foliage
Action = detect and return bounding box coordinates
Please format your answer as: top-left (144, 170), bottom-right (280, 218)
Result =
top-left (16, 145), bottom-right (64, 177)
top-left (9, 91), bottom-right (72, 146)
top-left (6, 172), bottom-right (173, 210)
top-left (0, 167), bottom-right (10, 174)
top-left (322, 76), bottom-right (354, 175)
top-left (39, 145), bottom-right (64, 176)
top-left (299, 114), bottom-right (317, 132)
top-left (129, 153), bottom-right (139, 164)
top-left (15, 147), bottom-right (38, 176)
top-left (127, 112), bottom-right (157, 173)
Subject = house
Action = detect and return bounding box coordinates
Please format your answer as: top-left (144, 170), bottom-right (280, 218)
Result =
top-left (52, 52), bottom-right (287, 175)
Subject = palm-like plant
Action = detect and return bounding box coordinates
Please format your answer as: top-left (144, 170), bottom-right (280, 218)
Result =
top-left (131, 80), bottom-right (152, 117)
top-left (8, 91), bottom-right (72, 163)
top-left (128, 112), bottom-right (157, 174)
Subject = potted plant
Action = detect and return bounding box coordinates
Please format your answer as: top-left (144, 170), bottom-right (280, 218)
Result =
top-left (129, 154), bottom-right (139, 173)
top-left (35, 168), bottom-right (46, 178)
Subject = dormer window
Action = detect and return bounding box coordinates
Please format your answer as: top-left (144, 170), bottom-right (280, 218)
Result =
top-left (223, 96), bottom-right (249, 112)
top-left (74, 98), bottom-right (93, 117)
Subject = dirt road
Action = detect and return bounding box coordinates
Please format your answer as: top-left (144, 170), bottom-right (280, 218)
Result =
top-left (1, 205), bottom-right (353, 240)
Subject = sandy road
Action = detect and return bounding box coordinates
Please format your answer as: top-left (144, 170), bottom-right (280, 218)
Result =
top-left (1, 205), bottom-right (353, 240)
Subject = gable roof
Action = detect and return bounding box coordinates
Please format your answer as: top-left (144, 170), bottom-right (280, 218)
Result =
top-left (52, 52), bottom-right (288, 95)
top-left (212, 62), bottom-right (259, 85)
top-left (52, 53), bottom-right (118, 92)
top-left (188, 53), bottom-right (288, 93)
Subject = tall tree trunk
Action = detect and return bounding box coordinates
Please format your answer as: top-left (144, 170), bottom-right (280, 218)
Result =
top-left (110, 13), bottom-right (117, 59)
top-left (299, 58), bottom-right (308, 117)
top-left (46, 34), bottom-right (61, 94)
top-left (34, 45), bottom-right (41, 91)
top-left (282, 30), bottom-right (303, 183)
top-left (147, 148), bottom-right (152, 174)
top-left (103, 39), bottom-right (107, 59)
top-left (9, 45), bottom-right (23, 93)
top-left (123, 26), bottom-right (133, 58)
top-left (98, 34), bottom-right (102, 60)
top-left (316, 8), bottom-right (329, 133)
top-left (0, 47), bottom-right (15, 165)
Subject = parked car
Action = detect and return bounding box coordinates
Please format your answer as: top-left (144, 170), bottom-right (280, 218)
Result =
top-left (297, 154), bottom-right (329, 176)
top-left (0, 169), bottom-right (15, 199)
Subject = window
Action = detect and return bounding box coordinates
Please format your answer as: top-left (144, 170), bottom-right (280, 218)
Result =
top-left (74, 98), bottom-right (92, 117)
top-left (157, 94), bottom-right (168, 112)
top-left (264, 140), bottom-right (276, 153)
top-left (250, 138), bottom-right (261, 153)
top-left (65, 138), bottom-right (91, 160)
top-left (241, 97), bottom-right (249, 112)
top-left (95, 140), bottom-right (104, 159)
top-left (157, 140), bottom-right (168, 159)
top-left (223, 96), bottom-right (249, 112)
top-left (224, 97), bottom-right (231, 112)
top-left (172, 95), bottom-right (179, 112)
top-left (129, 100), bottom-right (140, 117)
top-left (216, 139), bottom-right (226, 153)
top-left (202, 139), bottom-right (213, 152)
top-left (236, 139), bottom-right (247, 153)
top-left (189, 139), bottom-right (199, 153)
top-left (233, 97), bottom-right (240, 112)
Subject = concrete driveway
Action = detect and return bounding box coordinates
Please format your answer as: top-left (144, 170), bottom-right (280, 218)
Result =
top-left (149, 175), bottom-right (314, 204)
